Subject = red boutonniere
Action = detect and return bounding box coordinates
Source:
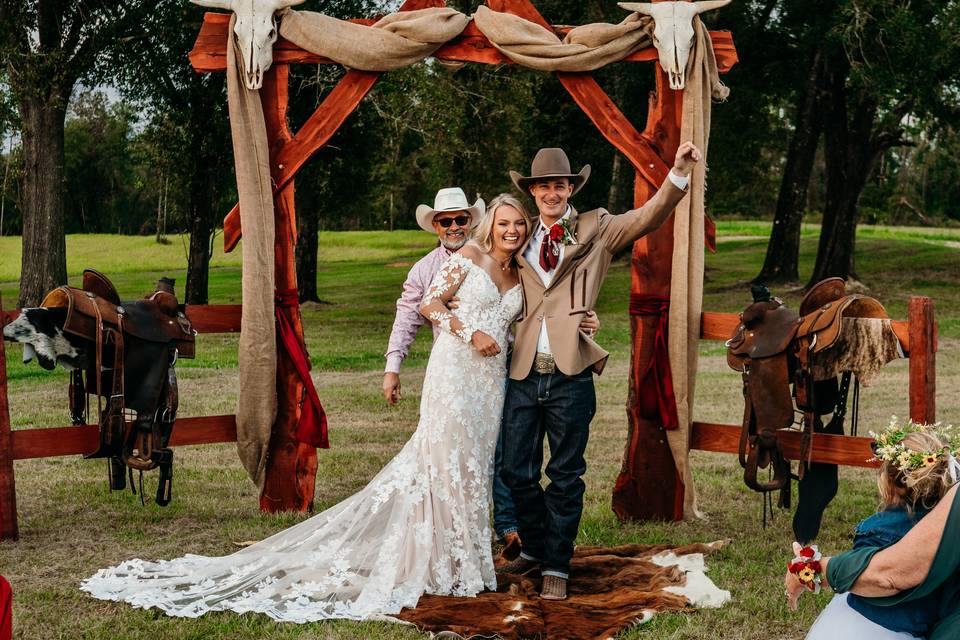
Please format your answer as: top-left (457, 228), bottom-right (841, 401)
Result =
top-left (548, 217), bottom-right (576, 245)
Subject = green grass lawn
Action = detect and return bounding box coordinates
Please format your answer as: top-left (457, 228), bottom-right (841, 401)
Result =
top-left (1, 223), bottom-right (958, 639)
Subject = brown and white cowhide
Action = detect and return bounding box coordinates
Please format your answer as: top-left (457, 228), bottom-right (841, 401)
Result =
top-left (396, 540), bottom-right (731, 639)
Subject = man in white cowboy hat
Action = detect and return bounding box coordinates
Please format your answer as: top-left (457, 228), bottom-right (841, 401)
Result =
top-left (383, 187), bottom-right (484, 404)
top-left (496, 142), bottom-right (702, 600)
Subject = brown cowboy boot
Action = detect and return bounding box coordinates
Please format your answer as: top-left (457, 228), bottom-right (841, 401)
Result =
top-left (496, 555), bottom-right (540, 576)
top-left (540, 575), bottom-right (567, 600)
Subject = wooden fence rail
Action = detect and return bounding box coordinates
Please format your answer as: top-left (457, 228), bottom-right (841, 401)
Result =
top-left (690, 296), bottom-right (937, 469)
top-left (0, 301), bottom-right (242, 540)
top-left (0, 294), bottom-right (935, 540)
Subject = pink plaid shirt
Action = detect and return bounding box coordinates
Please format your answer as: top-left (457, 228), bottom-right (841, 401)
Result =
top-left (384, 245), bottom-right (452, 373)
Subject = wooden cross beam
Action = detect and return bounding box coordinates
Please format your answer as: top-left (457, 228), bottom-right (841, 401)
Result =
top-left (188, 8), bottom-right (737, 251)
top-left (190, 14), bottom-right (736, 71)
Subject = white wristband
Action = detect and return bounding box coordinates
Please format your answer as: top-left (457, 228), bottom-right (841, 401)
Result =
top-left (668, 170), bottom-right (689, 191)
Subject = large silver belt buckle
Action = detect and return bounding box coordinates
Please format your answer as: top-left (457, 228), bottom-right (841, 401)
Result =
top-left (534, 352), bottom-right (556, 374)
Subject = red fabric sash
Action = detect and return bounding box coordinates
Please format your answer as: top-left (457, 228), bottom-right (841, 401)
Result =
top-left (629, 294), bottom-right (679, 431)
top-left (275, 290), bottom-right (329, 448)
top-left (0, 576), bottom-right (11, 640)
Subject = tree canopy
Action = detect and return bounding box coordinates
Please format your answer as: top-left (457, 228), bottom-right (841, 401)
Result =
top-left (0, 0), bottom-right (957, 295)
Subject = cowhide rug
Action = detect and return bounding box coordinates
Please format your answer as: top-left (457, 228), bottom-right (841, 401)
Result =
top-left (396, 540), bottom-right (731, 639)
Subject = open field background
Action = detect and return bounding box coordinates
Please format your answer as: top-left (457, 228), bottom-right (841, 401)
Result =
top-left (1, 223), bottom-right (958, 639)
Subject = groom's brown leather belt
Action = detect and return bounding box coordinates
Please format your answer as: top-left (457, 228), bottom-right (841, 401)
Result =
top-left (534, 352), bottom-right (556, 374)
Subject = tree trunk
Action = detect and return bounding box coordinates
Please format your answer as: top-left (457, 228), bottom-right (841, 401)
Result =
top-left (185, 169), bottom-right (214, 304)
top-left (1, 134), bottom-right (11, 237)
top-left (807, 63), bottom-right (885, 286)
top-left (755, 50), bottom-right (824, 286)
top-left (162, 175), bottom-right (169, 238)
top-left (607, 152), bottom-right (622, 213)
top-left (155, 171), bottom-right (164, 243)
top-left (295, 204), bottom-right (319, 303)
top-left (18, 96), bottom-right (68, 307)
top-left (809, 180), bottom-right (861, 283)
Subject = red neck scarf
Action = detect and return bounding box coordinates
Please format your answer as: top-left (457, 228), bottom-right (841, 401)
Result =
top-left (539, 223), bottom-right (564, 271)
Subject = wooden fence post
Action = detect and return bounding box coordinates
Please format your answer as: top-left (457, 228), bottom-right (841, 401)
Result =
top-left (0, 295), bottom-right (18, 541)
top-left (908, 296), bottom-right (936, 424)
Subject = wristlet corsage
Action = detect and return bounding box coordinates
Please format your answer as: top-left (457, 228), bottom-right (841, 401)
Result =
top-left (788, 542), bottom-right (823, 593)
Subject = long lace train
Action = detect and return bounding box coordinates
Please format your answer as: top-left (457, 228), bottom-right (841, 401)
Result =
top-left (81, 253), bottom-right (522, 622)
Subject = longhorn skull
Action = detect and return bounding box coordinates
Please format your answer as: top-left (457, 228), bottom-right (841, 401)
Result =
top-left (619, 1), bottom-right (731, 90)
top-left (191, 0), bottom-right (305, 90)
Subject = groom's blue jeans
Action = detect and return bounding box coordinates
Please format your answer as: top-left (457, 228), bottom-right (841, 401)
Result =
top-left (500, 368), bottom-right (596, 578)
top-left (493, 423), bottom-right (518, 539)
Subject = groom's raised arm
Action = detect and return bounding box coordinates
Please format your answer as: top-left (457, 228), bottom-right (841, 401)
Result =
top-left (600, 142), bottom-right (701, 255)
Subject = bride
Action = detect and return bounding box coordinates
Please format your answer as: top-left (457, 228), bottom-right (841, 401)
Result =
top-left (81, 195), bottom-right (531, 623)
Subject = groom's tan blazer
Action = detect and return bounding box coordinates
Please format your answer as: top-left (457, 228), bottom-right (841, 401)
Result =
top-left (510, 178), bottom-right (687, 380)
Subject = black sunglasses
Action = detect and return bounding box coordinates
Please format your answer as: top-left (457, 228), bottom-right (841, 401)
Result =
top-left (436, 215), bottom-right (471, 228)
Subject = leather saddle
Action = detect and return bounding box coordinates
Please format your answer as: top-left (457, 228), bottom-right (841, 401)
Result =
top-left (40, 270), bottom-right (195, 506)
top-left (726, 278), bottom-right (889, 540)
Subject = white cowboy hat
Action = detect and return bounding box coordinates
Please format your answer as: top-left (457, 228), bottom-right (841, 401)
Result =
top-left (415, 188), bottom-right (485, 233)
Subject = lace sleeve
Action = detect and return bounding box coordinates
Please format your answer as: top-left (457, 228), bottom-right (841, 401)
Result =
top-left (420, 253), bottom-right (477, 343)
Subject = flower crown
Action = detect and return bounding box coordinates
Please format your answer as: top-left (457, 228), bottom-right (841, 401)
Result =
top-left (869, 417), bottom-right (960, 472)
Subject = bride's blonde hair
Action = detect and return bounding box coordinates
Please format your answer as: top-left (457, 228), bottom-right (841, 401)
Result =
top-left (472, 194), bottom-right (531, 253)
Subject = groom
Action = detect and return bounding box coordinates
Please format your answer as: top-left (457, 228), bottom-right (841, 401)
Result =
top-left (498, 142), bottom-right (701, 599)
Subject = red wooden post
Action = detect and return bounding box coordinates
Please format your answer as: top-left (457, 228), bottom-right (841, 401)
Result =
top-left (258, 65), bottom-right (319, 512)
top-left (613, 69), bottom-right (686, 522)
top-left (0, 295), bottom-right (18, 541)
top-left (908, 296), bottom-right (936, 424)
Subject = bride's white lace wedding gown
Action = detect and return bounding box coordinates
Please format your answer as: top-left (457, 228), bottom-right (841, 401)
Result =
top-left (81, 253), bottom-right (522, 622)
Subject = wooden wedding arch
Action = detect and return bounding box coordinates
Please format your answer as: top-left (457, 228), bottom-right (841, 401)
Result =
top-left (0, 0), bottom-right (936, 541)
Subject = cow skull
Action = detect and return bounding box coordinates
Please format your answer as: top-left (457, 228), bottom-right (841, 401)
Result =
top-left (619, 1), bottom-right (731, 90)
top-left (191, 0), bottom-right (305, 90)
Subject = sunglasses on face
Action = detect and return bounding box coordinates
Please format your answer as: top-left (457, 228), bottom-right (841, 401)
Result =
top-left (436, 215), bottom-right (471, 228)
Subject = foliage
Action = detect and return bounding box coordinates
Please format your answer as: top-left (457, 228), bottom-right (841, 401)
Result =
top-left (0, 0), bottom-right (955, 241)
top-left (62, 91), bottom-right (146, 233)
top-left (869, 417), bottom-right (960, 473)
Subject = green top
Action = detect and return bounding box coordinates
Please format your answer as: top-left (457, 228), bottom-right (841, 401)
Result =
top-left (827, 488), bottom-right (960, 639)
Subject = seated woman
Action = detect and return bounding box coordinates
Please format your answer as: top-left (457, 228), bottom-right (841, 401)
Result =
top-left (786, 421), bottom-right (960, 639)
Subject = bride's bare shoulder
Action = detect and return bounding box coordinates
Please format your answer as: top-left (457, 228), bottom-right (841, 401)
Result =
top-left (455, 242), bottom-right (485, 264)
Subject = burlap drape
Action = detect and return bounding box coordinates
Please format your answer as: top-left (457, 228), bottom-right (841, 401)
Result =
top-left (226, 7), bottom-right (724, 505)
top-left (472, 5), bottom-right (653, 71)
top-left (280, 8), bottom-right (471, 71)
top-left (666, 17), bottom-right (728, 520)
top-left (228, 14), bottom-right (278, 489)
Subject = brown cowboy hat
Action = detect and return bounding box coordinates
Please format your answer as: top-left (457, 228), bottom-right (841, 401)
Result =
top-left (510, 148), bottom-right (591, 197)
